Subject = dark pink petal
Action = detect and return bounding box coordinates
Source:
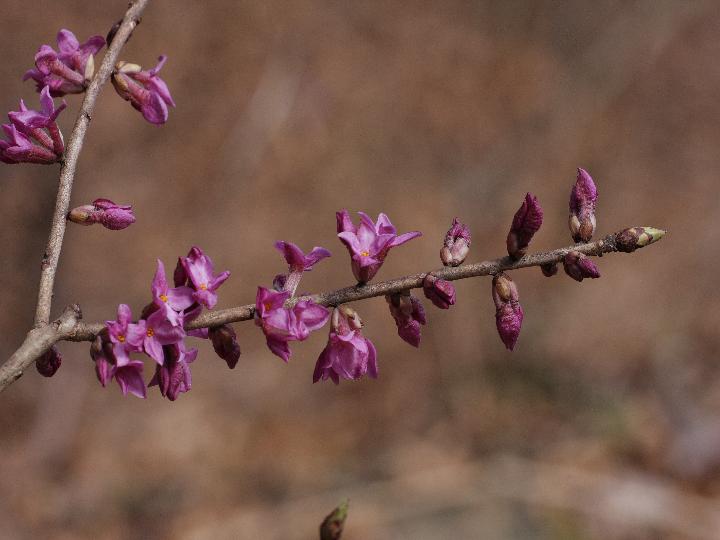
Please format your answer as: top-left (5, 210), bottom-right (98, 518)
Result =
top-left (115, 361), bottom-right (146, 398)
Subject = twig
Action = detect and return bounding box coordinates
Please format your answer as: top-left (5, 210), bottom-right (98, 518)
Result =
top-left (0, 228), bottom-right (661, 392)
top-left (34, 0), bottom-right (151, 326)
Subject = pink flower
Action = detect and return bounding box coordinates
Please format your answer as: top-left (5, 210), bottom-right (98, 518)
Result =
top-left (314, 306), bottom-right (378, 384)
top-left (178, 246), bottom-right (230, 309)
top-left (151, 259), bottom-right (194, 325)
top-left (254, 287), bottom-right (329, 362)
top-left (148, 342), bottom-right (197, 401)
top-left (337, 210), bottom-right (421, 283)
top-left (90, 335), bottom-right (147, 399)
top-left (105, 304), bottom-right (145, 366)
top-left (112, 56), bottom-right (175, 124)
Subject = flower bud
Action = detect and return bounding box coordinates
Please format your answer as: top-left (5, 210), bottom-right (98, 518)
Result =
top-left (423, 274), bottom-right (456, 309)
top-left (562, 251), bottom-right (600, 282)
top-left (506, 193), bottom-right (543, 260)
top-left (67, 198), bottom-right (135, 230)
top-left (440, 218), bottom-right (471, 266)
top-left (320, 500), bottom-right (349, 540)
top-left (569, 168), bottom-right (598, 243)
top-left (209, 324), bottom-right (241, 369)
top-left (541, 262), bottom-right (558, 277)
top-left (386, 291), bottom-right (426, 347)
top-left (492, 272), bottom-right (523, 351)
top-left (614, 227), bottom-right (665, 253)
top-left (272, 273), bottom-right (287, 291)
top-left (35, 345), bottom-right (62, 377)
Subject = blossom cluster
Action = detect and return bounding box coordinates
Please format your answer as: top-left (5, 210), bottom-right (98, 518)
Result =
top-left (2, 27), bottom-right (175, 165)
top-left (90, 247), bottom-right (233, 400)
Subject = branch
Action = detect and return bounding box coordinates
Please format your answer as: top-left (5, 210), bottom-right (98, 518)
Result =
top-left (67, 228), bottom-right (660, 340)
top-left (34, 0), bottom-right (151, 326)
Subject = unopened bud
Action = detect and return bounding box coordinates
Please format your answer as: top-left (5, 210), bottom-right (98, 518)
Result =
top-left (209, 325), bottom-right (241, 369)
top-left (320, 499), bottom-right (349, 540)
top-left (492, 272), bottom-right (523, 351)
top-left (615, 227), bottom-right (665, 253)
top-left (506, 193), bottom-right (543, 260)
top-left (338, 305), bottom-right (363, 331)
top-left (541, 262), bottom-right (558, 277)
top-left (67, 204), bottom-right (97, 225)
top-left (272, 273), bottom-right (287, 291)
top-left (563, 250), bottom-right (600, 282)
top-left (36, 346), bottom-right (62, 377)
top-left (441, 217), bottom-right (471, 266)
top-left (386, 291), bottom-right (426, 347)
top-left (423, 274), bottom-right (456, 309)
top-left (569, 168), bottom-right (598, 243)
top-left (67, 198), bottom-right (135, 230)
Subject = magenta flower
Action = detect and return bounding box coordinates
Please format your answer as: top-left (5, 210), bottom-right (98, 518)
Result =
top-left (422, 274), bottom-right (456, 309)
top-left (569, 168), bottom-right (598, 243)
top-left (24, 29), bottom-right (105, 96)
top-left (148, 342), bottom-right (197, 401)
top-left (386, 292), bottom-right (426, 347)
top-left (67, 198), bottom-right (136, 230)
top-left (254, 286), bottom-right (329, 362)
top-left (140, 309), bottom-right (186, 365)
top-left (274, 240), bottom-right (331, 296)
top-left (440, 217), bottom-right (471, 267)
top-left (112, 56), bottom-right (175, 124)
top-left (105, 304), bottom-right (145, 366)
top-left (506, 193), bottom-right (543, 260)
top-left (90, 335), bottom-right (147, 399)
top-left (36, 346), bottom-right (62, 377)
top-left (337, 210), bottom-right (421, 283)
top-left (178, 246), bottom-right (230, 309)
top-left (151, 259), bottom-right (194, 325)
top-left (275, 241), bottom-right (331, 272)
top-left (8, 86), bottom-right (66, 156)
top-left (209, 325), bottom-right (241, 369)
top-left (0, 124), bottom-right (57, 164)
top-left (562, 251), bottom-right (600, 282)
top-left (492, 273), bottom-right (523, 351)
top-left (314, 306), bottom-right (378, 384)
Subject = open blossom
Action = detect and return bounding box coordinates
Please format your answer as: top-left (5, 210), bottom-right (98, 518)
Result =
top-left (506, 193), bottom-right (543, 260)
top-left (105, 304), bottom-right (145, 365)
top-left (274, 241), bottom-right (331, 296)
top-left (255, 287), bottom-right (329, 362)
top-left (149, 342), bottom-right (197, 401)
top-left (90, 335), bottom-right (146, 398)
top-left (563, 251), bottom-right (600, 282)
top-left (314, 306), bottom-right (378, 384)
top-left (1, 87), bottom-right (65, 164)
top-left (337, 210), bottom-right (421, 283)
top-left (386, 291), bottom-right (426, 347)
top-left (492, 272), bottom-right (523, 351)
top-left (440, 217), bottom-right (471, 267)
top-left (176, 246), bottom-right (230, 309)
top-left (422, 274), bottom-right (456, 309)
top-left (569, 168), bottom-right (598, 243)
top-left (67, 198), bottom-right (136, 230)
top-left (140, 309), bottom-right (186, 365)
top-left (112, 56), bottom-right (175, 124)
top-left (24, 29), bottom-right (105, 96)
top-left (151, 259), bottom-right (194, 325)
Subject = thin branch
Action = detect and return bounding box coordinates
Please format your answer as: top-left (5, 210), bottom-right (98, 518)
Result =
top-left (0, 227), bottom-right (662, 393)
top-left (34, 0), bottom-right (151, 326)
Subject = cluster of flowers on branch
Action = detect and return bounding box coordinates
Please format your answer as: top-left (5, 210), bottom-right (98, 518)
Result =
top-left (1, 27), bottom-right (174, 165)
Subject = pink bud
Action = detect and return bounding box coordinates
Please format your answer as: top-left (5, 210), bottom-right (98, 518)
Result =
top-left (36, 345), bottom-right (62, 377)
top-left (440, 218), bottom-right (471, 267)
top-left (569, 168), bottom-right (598, 243)
top-left (562, 251), bottom-right (600, 282)
top-left (422, 274), bottom-right (456, 309)
top-left (492, 273), bottom-right (523, 351)
top-left (506, 193), bottom-right (543, 260)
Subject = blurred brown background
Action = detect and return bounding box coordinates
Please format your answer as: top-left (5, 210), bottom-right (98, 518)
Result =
top-left (0, 1), bottom-right (717, 538)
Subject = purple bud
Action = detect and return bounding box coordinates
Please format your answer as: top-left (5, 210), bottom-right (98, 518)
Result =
top-left (569, 168), bottom-right (598, 243)
top-left (562, 251), bottom-right (600, 282)
top-left (541, 262), bottom-right (558, 277)
top-left (208, 324), bottom-right (241, 369)
top-left (272, 273), bottom-right (288, 291)
top-left (440, 217), bottom-right (471, 267)
top-left (492, 273), bottom-right (523, 351)
top-left (422, 274), bottom-right (456, 309)
top-left (506, 193), bottom-right (543, 260)
top-left (67, 198), bottom-right (135, 230)
top-left (36, 345), bottom-right (62, 377)
top-left (386, 291), bottom-right (426, 347)
top-left (112, 56), bottom-right (175, 125)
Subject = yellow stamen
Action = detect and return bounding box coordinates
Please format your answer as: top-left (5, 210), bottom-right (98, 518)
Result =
top-left (263, 302), bottom-right (273, 312)
top-left (147, 328), bottom-right (154, 338)
top-left (118, 334), bottom-right (125, 343)
top-left (360, 251), bottom-right (370, 257)
top-left (199, 283), bottom-right (208, 290)
top-left (159, 294), bottom-right (168, 303)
